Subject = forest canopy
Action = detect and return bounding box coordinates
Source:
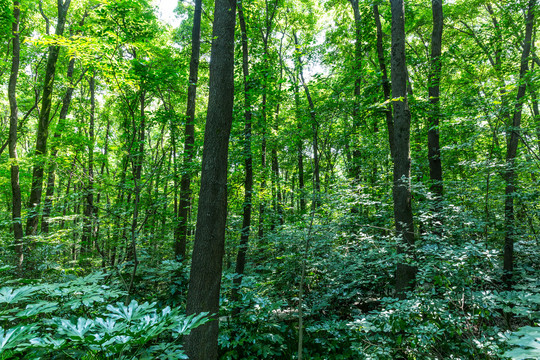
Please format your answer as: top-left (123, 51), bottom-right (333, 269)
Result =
top-left (0, 0), bottom-right (539, 359)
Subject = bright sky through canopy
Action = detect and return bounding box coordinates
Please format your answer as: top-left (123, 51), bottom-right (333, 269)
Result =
top-left (156, 0), bottom-right (180, 26)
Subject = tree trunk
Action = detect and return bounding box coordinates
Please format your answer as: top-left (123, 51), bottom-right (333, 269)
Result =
top-left (390, 0), bottom-right (416, 297)
top-left (348, 0), bottom-right (363, 179)
top-left (294, 33), bottom-right (321, 201)
top-left (26, 0), bottom-right (71, 236)
top-left (373, 4), bottom-right (395, 159)
top-left (427, 0), bottom-right (444, 227)
top-left (503, 0), bottom-right (534, 288)
top-left (174, 0), bottom-right (202, 261)
top-left (80, 75), bottom-right (96, 263)
top-left (8, 0), bottom-right (24, 268)
top-left (41, 58), bottom-right (77, 234)
top-left (293, 80), bottom-right (306, 213)
top-left (232, 0), bottom-right (253, 315)
top-left (184, 0), bottom-right (236, 358)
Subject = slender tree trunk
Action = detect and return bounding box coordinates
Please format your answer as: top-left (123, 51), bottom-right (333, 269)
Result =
top-left (427, 0), bottom-right (444, 227)
top-left (258, 73), bottom-right (268, 239)
top-left (503, 0), bottom-right (534, 288)
top-left (232, 0), bottom-right (253, 315)
top-left (294, 33), bottom-right (321, 201)
top-left (41, 58), bottom-right (76, 234)
top-left (390, 0), bottom-right (416, 297)
top-left (293, 80), bottom-right (306, 213)
top-left (174, 0), bottom-right (202, 261)
top-left (373, 4), bottom-right (395, 159)
top-left (126, 91), bottom-right (146, 301)
top-left (184, 0), bottom-right (236, 357)
top-left (26, 0), bottom-right (72, 236)
top-left (349, 0), bottom-right (362, 179)
top-left (42, 11), bottom-right (87, 234)
top-left (80, 75), bottom-right (96, 263)
top-left (8, 0), bottom-right (24, 267)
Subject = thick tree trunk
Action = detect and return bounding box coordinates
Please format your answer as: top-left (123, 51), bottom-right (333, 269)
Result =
top-left (427, 0), bottom-right (444, 226)
top-left (503, 0), bottom-right (534, 288)
top-left (8, 0), bottom-right (24, 267)
top-left (232, 0), bottom-right (253, 315)
top-left (184, 0), bottom-right (236, 358)
top-left (390, 0), bottom-right (416, 297)
top-left (26, 0), bottom-right (71, 236)
top-left (174, 0), bottom-right (202, 261)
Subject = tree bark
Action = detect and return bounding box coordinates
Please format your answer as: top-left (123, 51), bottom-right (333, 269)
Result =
top-left (8, 0), bottom-right (24, 268)
top-left (503, 0), bottom-right (535, 288)
top-left (26, 0), bottom-right (71, 236)
top-left (184, 0), bottom-right (236, 358)
top-left (390, 0), bottom-right (416, 297)
top-left (174, 0), bottom-right (202, 261)
top-left (427, 0), bottom-right (444, 226)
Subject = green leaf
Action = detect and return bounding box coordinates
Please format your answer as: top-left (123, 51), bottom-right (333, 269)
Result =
top-left (0, 287), bottom-right (36, 304)
top-left (0, 325), bottom-right (38, 352)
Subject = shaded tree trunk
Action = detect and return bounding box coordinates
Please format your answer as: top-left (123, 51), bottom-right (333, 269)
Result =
top-left (26, 0), bottom-right (72, 236)
top-left (80, 75), bottom-right (96, 263)
top-left (184, 0), bottom-right (236, 357)
top-left (232, 0), bottom-right (253, 315)
top-left (503, 0), bottom-right (535, 288)
top-left (390, 0), bottom-right (416, 296)
top-left (41, 58), bottom-right (77, 234)
top-left (427, 0), bottom-right (444, 226)
top-left (349, 0), bottom-right (363, 179)
top-left (294, 33), bottom-right (321, 201)
top-left (174, 0), bottom-right (202, 261)
top-left (373, 4), bottom-right (395, 159)
top-left (8, 0), bottom-right (24, 267)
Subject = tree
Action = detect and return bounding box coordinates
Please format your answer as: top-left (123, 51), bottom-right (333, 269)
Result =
top-left (174, 0), bottom-right (203, 261)
top-left (231, 0), bottom-right (254, 314)
top-left (503, 0), bottom-right (535, 288)
top-left (8, 0), bottom-right (23, 267)
top-left (183, 0), bottom-right (236, 357)
top-left (390, 0), bottom-right (416, 296)
top-left (26, 0), bottom-right (72, 237)
top-left (427, 0), bottom-right (444, 227)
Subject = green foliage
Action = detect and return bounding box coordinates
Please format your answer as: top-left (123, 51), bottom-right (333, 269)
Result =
top-left (0, 272), bottom-right (209, 359)
top-left (504, 326), bottom-right (540, 360)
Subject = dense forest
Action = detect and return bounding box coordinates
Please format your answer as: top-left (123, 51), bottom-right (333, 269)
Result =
top-left (1, 0), bottom-right (539, 358)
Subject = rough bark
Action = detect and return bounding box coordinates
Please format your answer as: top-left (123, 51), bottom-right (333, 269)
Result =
top-left (390, 0), bottom-right (416, 296)
top-left (8, 0), bottom-right (24, 267)
top-left (26, 0), bottom-right (71, 236)
top-left (427, 0), bottom-right (444, 225)
top-left (503, 0), bottom-right (534, 288)
top-left (174, 0), bottom-right (202, 261)
top-left (184, 0), bottom-right (236, 357)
